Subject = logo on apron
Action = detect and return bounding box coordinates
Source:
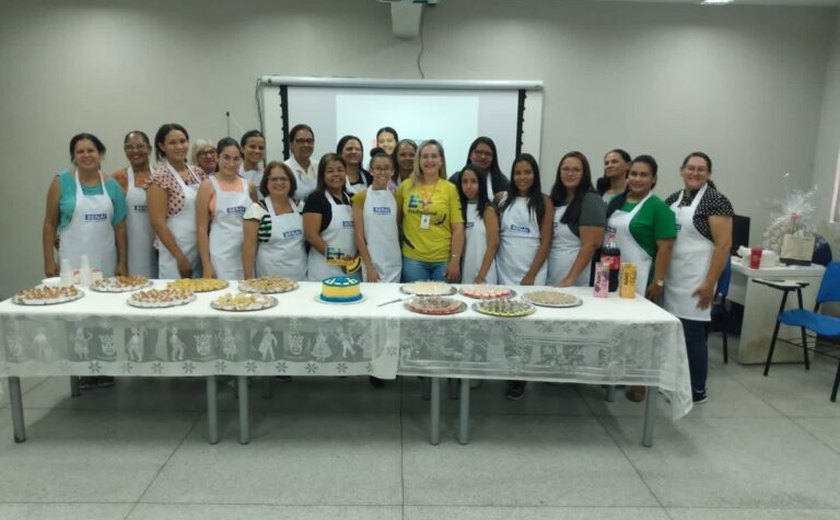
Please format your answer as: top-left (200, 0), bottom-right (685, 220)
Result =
top-left (226, 206), bottom-right (246, 216)
top-left (282, 229), bottom-right (303, 239)
top-left (510, 224), bottom-right (530, 234)
top-left (342, 220), bottom-right (354, 229)
top-left (465, 222), bottom-right (474, 230)
top-left (85, 213), bottom-right (108, 222)
top-left (133, 204), bottom-right (148, 213)
top-left (373, 207), bottom-right (391, 215)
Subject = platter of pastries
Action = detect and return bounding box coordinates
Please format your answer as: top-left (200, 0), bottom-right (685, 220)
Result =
top-left (238, 276), bottom-right (299, 294)
top-left (400, 281), bottom-right (456, 296)
top-left (404, 296), bottom-right (466, 316)
top-left (459, 284), bottom-right (514, 300)
top-left (211, 292), bottom-right (277, 312)
top-left (522, 290), bottom-right (582, 308)
top-left (167, 278), bottom-right (228, 292)
top-left (90, 275), bottom-right (151, 292)
top-left (128, 289), bottom-right (195, 308)
top-left (471, 299), bottom-right (536, 318)
top-left (13, 285), bottom-right (83, 305)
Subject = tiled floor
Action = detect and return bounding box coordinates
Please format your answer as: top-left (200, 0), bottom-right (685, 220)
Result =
top-left (1, 336), bottom-right (840, 520)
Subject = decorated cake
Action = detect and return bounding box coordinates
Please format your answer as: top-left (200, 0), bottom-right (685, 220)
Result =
top-left (320, 276), bottom-right (362, 303)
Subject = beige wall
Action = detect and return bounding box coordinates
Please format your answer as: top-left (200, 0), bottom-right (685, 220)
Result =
top-left (0, 0), bottom-right (837, 297)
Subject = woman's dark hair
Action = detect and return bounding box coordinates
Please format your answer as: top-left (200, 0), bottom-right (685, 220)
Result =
top-left (289, 124), bottom-right (314, 143)
top-left (240, 129), bottom-right (264, 148)
top-left (681, 151), bottom-right (717, 190)
top-left (368, 149), bottom-right (394, 169)
top-left (216, 137), bottom-right (241, 155)
top-left (465, 137), bottom-right (503, 182)
top-left (336, 135), bottom-right (364, 161)
top-left (316, 153), bottom-right (348, 193)
top-left (154, 123), bottom-right (189, 161)
top-left (498, 153), bottom-right (545, 223)
top-left (597, 148), bottom-right (632, 195)
top-left (69, 133), bottom-right (106, 160)
top-left (259, 161), bottom-right (296, 199)
top-left (606, 154), bottom-right (659, 218)
top-left (457, 164), bottom-right (492, 222)
top-left (550, 151), bottom-right (594, 226)
top-left (123, 130), bottom-right (150, 146)
top-left (376, 127), bottom-right (398, 142)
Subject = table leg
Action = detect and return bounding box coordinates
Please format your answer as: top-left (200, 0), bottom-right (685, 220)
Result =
top-left (458, 378), bottom-right (470, 445)
top-left (9, 377), bottom-right (26, 443)
top-left (70, 376), bottom-right (81, 397)
top-left (238, 376), bottom-right (250, 445)
top-left (206, 376), bottom-right (219, 444)
top-left (421, 377), bottom-right (431, 401)
top-left (429, 377), bottom-right (440, 445)
top-left (605, 385), bottom-right (616, 402)
top-left (642, 386), bottom-right (657, 447)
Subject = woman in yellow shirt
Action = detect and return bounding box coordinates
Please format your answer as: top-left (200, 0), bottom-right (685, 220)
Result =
top-left (396, 139), bottom-right (464, 282)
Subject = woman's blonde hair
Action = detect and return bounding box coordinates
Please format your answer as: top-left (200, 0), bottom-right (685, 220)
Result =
top-left (190, 138), bottom-right (215, 166)
top-left (411, 139), bottom-right (447, 184)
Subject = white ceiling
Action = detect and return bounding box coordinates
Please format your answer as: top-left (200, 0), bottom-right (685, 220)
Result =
top-left (599, 0), bottom-right (840, 5)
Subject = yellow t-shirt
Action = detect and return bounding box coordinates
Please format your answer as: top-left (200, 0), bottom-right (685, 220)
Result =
top-left (397, 178), bottom-right (464, 262)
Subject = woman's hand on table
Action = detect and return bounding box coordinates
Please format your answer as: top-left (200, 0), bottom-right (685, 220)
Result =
top-left (554, 278), bottom-right (573, 288)
top-left (472, 275), bottom-right (486, 284)
top-left (520, 273), bottom-right (536, 286)
top-left (176, 255), bottom-right (194, 279)
top-left (365, 265), bottom-right (381, 283)
top-left (445, 258), bottom-right (461, 282)
top-left (44, 260), bottom-right (59, 278)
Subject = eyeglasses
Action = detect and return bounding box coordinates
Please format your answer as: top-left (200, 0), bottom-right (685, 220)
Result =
top-left (268, 177), bottom-right (290, 183)
top-left (219, 155), bottom-right (241, 163)
top-left (294, 138), bottom-right (314, 145)
top-left (198, 150), bottom-right (217, 157)
top-left (372, 166), bottom-right (393, 173)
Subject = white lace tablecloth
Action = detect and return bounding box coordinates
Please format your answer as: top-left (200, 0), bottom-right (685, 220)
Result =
top-left (0, 282), bottom-right (692, 419)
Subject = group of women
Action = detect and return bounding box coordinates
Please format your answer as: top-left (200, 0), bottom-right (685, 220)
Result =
top-left (43, 124), bottom-right (733, 404)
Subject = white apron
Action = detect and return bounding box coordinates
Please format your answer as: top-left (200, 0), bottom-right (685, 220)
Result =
top-left (345, 171), bottom-right (368, 196)
top-left (306, 193), bottom-right (357, 281)
top-left (547, 205), bottom-right (588, 286)
top-left (607, 193), bottom-right (653, 295)
top-left (125, 166), bottom-right (157, 278)
top-left (60, 171), bottom-right (117, 277)
top-left (497, 196), bottom-right (547, 285)
top-left (239, 165), bottom-right (263, 200)
top-left (285, 157), bottom-right (317, 203)
top-left (462, 202), bottom-right (497, 284)
top-left (158, 163), bottom-right (201, 279)
top-left (361, 188), bottom-right (401, 283)
top-left (256, 199), bottom-right (307, 280)
top-left (664, 184), bottom-right (714, 321)
top-left (208, 176), bottom-right (250, 280)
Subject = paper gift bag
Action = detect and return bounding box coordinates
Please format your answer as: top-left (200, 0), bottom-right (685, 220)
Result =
top-left (780, 233), bottom-right (814, 266)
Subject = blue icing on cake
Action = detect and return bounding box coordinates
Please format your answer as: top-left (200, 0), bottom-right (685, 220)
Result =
top-left (320, 276), bottom-right (363, 302)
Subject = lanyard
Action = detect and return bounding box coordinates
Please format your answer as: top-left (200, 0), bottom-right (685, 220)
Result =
top-left (419, 181), bottom-right (437, 212)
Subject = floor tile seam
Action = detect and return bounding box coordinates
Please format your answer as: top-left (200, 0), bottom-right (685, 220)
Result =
top-left (721, 368), bottom-right (794, 417)
top-left (127, 411), bottom-right (204, 518)
top-left (134, 500), bottom-right (405, 507)
top-left (785, 416), bottom-right (840, 456)
top-left (400, 504), bottom-right (671, 510)
top-left (0, 500), bottom-right (136, 505)
top-left (578, 386), bottom-right (670, 511)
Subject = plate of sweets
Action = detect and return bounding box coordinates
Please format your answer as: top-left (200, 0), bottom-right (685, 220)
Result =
top-left (238, 276), bottom-right (299, 294)
top-left (128, 288), bottom-right (195, 308)
top-left (459, 284), bottom-right (515, 300)
top-left (522, 290), bottom-right (582, 308)
top-left (404, 296), bottom-right (467, 316)
top-left (211, 292), bottom-right (278, 312)
top-left (167, 278), bottom-right (229, 292)
top-left (472, 299), bottom-right (536, 318)
top-left (400, 281), bottom-right (456, 296)
top-left (90, 274), bottom-right (151, 292)
top-left (14, 285), bottom-right (83, 305)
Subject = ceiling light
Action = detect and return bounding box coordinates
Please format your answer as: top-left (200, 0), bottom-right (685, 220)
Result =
top-left (701, 0), bottom-right (734, 4)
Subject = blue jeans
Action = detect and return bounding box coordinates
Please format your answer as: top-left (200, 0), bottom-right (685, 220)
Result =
top-left (680, 318), bottom-right (709, 396)
top-left (402, 257), bottom-right (448, 282)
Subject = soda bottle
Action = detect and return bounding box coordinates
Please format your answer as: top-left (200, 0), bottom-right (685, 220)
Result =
top-left (601, 231), bottom-right (621, 292)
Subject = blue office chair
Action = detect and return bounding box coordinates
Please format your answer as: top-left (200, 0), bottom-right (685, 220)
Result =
top-left (761, 261), bottom-right (840, 402)
top-left (713, 258), bottom-right (733, 363)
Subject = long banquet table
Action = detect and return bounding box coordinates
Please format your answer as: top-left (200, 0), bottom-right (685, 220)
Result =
top-left (0, 281), bottom-right (692, 447)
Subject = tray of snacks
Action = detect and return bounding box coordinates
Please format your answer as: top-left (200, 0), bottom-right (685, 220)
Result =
top-left (90, 275), bottom-right (151, 292)
top-left (211, 292), bottom-right (277, 312)
top-left (400, 281), bottom-right (456, 296)
top-left (522, 290), bottom-right (582, 308)
top-left (472, 299), bottom-right (536, 318)
top-left (128, 289), bottom-right (195, 308)
top-left (167, 278), bottom-right (229, 292)
top-left (459, 284), bottom-right (515, 300)
top-left (238, 276), bottom-right (299, 294)
top-left (404, 296), bottom-right (467, 316)
top-left (13, 285), bottom-right (84, 305)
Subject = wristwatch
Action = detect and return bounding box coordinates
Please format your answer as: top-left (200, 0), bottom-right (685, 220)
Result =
top-left (655, 279), bottom-right (665, 287)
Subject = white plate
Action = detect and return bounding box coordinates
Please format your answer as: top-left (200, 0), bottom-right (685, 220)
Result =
top-left (127, 294), bottom-right (196, 309)
top-left (90, 279), bottom-right (153, 293)
top-left (459, 285), bottom-right (516, 300)
top-left (313, 294), bottom-right (367, 305)
top-left (238, 280), bottom-right (299, 294)
top-left (471, 300), bottom-right (536, 318)
top-left (211, 295), bottom-right (278, 312)
top-left (13, 290), bottom-right (84, 306)
top-left (400, 283), bottom-right (456, 296)
top-left (522, 291), bottom-right (583, 308)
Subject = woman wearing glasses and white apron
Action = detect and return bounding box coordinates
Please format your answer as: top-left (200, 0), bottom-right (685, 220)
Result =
top-left (663, 153), bottom-right (733, 404)
top-left (352, 151), bottom-right (402, 283)
top-left (303, 154), bottom-right (358, 281)
top-left (605, 155), bottom-right (676, 402)
top-left (147, 124), bottom-right (208, 279)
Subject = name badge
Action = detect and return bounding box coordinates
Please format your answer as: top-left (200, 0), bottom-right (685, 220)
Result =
top-left (606, 225), bottom-right (617, 234)
top-left (342, 220), bottom-right (354, 229)
top-left (510, 224), bottom-right (530, 234)
top-left (420, 214), bottom-right (431, 230)
top-left (133, 204), bottom-right (148, 213)
top-left (465, 221), bottom-right (474, 230)
top-left (227, 206), bottom-right (246, 215)
top-left (373, 207), bottom-right (391, 215)
top-left (282, 229), bottom-right (303, 240)
top-left (85, 213), bottom-right (107, 222)
top-left (675, 223), bottom-right (682, 232)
